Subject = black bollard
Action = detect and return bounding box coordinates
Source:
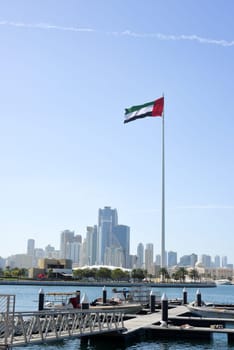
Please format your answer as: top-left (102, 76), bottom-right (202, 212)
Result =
top-left (161, 293), bottom-right (168, 324)
top-left (81, 292), bottom-right (89, 310)
top-left (150, 291), bottom-right (156, 313)
top-left (76, 290), bottom-right (80, 305)
top-left (38, 288), bottom-right (44, 311)
top-left (196, 289), bottom-right (202, 306)
top-left (103, 286), bottom-right (107, 304)
top-left (183, 287), bottom-right (188, 305)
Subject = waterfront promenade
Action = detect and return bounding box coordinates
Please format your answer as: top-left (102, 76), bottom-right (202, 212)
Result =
top-left (0, 279), bottom-right (216, 288)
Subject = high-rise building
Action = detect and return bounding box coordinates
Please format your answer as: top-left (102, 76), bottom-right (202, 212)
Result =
top-left (200, 254), bottom-right (212, 268)
top-left (86, 226), bottom-right (95, 265)
top-left (214, 255), bottom-right (221, 268)
top-left (136, 243), bottom-right (144, 269)
top-left (179, 255), bottom-right (192, 267)
top-left (168, 251), bottom-right (177, 267)
top-left (113, 225), bottom-right (130, 267)
top-left (222, 256), bottom-right (228, 267)
top-left (155, 254), bottom-right (161, 266)
top-left (44, 244), bottom-right (57, 258)
top-left (60, 230), bottom-right (75, 259)
top-left (190, 253), bottom-right (198, 267)
top-left (97, 206), bottom-right (118, 264)
top-left (104, 246), bottom-right (125, 267)
top-left (145, 243), bottom-right (154, 275)
top-left (67, 241), bottom-right (81, 266)
top-left (27, 239), bottom-right (35, 257)
top-left (91, 225), bottom-right (98, 265)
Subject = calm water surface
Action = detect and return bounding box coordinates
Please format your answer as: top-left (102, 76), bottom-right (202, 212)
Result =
top-left (1, 284), bottom-right (234, 349)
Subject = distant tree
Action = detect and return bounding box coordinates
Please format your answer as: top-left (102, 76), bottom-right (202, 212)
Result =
top-left (47, 268), bottom-right (53, 278)
top-left (4, 269), bottom-right (11, 278)
top-left (111, 268), bottom-right (127, 281)
top-left (11, 268), bottom-right (20, 278)
top-left (159, 268), bottom-right (170, 282)
top-left (19, 268), bottom-right (27, 278)
top-left (82, 269), bottom-right (93, 278)
top-left (96, 268), bottom-right (112, 281)
top-left (176, 267), bottom-right (188, 282)
top-left (188, 269), bottom-right (199, 281)
top-left (171, 272), bottom-right (180, 281)
top-left (131, 269), bottom-right (147, 281)
top-left (73, 269), bottom-right (83, 280)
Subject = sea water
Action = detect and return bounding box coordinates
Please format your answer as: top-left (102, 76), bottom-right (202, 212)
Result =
top-left (1, 283), bottom-right (234, 349)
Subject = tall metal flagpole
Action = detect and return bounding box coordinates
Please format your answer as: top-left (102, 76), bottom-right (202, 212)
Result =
top-left (161, 97), bottom-right (166, 274)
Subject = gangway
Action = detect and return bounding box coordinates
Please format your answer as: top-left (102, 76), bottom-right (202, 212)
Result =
top-left (0, 295), bottom-right (124, 348)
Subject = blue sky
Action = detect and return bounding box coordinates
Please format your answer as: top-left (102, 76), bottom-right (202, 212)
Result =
top-left (0, 0), bottom-right (234, 263)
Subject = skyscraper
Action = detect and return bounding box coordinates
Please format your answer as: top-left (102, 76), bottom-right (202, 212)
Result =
top-left (222, 256), bottom-right (228, 267)
top-left (214, 255), bottom-right (221, 268)
top-left (27, 239), bottom-right (35, 257)
top-left (136, 243), bottom-right (144, 269)
top-left (113, 225), bottom-right (130, 267)
top-left (97, 206), bottom-right (118, 264)
top-left (168, 251), bottom-right (177, 267)
top-left (60, 230), bottom-right (75, 259)
top-left (145, 243), bottom-right (154, 275)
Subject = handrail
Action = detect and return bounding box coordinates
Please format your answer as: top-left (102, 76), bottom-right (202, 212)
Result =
top-left (0, 308), bottom-right (124, 347)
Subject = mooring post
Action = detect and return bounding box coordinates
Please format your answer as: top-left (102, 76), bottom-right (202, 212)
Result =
top-left (38, 288), bottom-right (44, 311)
top-left (196, 289), bottom-right (202, 306)
top-left (81, 292), bottom-right (89, 309)
top-left (183, 287), bottom-right (188, 305)
top-left (161, 293), bottom-right (168, 325)
top-left (76, 290), bottom-right (81, 305)
top-left (103, 286), bottom-right (107, 304)
top-left (150, 290), bottom-right (156, 313)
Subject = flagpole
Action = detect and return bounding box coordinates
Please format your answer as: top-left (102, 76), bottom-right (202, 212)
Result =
top-left (161, 96), bottom-right (166, 276)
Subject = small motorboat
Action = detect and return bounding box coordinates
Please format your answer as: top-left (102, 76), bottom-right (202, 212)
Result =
top-left (187, 301), bottom-right (234, 319)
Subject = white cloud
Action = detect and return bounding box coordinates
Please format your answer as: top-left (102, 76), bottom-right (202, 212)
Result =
top-left (0, 21), bottom-right (234, 47)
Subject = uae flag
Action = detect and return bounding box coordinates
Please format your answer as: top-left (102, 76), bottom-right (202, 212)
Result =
top-left (124, 97), bottom-right (164, 123)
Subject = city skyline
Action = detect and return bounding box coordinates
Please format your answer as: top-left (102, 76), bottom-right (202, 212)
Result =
top-left (0, 1), bottom-right (234, 261)
top-left (1, 208), bottom-right (233, 268)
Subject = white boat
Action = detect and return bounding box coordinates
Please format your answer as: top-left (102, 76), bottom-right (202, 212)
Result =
top-left (43, 290), bottom-right (143, 314)
top-left (215, 279), bottom-right (232, 285)
top-left (90, 286), bottom-right (153, 314)
top-left (187, 301), bottom-right (234, 319)
top-left (44, 291), bottom-right (80, 309)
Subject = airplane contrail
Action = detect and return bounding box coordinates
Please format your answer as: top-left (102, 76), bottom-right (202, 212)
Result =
top-left (0, 21), bottom-right (94, 33)
top-left (0, 20), bottom-right (233, 47)
top-left (118, 30), bottom-right (234, 47)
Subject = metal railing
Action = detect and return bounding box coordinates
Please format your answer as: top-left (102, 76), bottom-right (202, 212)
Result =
top-left (0, 295), bottom-right (15, 347)
top-left (0, 307), bottom-right (124, 347)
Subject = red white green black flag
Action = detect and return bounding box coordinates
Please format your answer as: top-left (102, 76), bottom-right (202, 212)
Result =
top-left (124, 97), bottom-right (164, 123)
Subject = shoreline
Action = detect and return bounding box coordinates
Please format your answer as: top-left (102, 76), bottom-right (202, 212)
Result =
top-left (0, 279), bottom-right (217, 288)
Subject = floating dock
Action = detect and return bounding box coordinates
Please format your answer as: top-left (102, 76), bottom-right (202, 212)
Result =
top-left (1, 295), bottom-right (234, 348)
